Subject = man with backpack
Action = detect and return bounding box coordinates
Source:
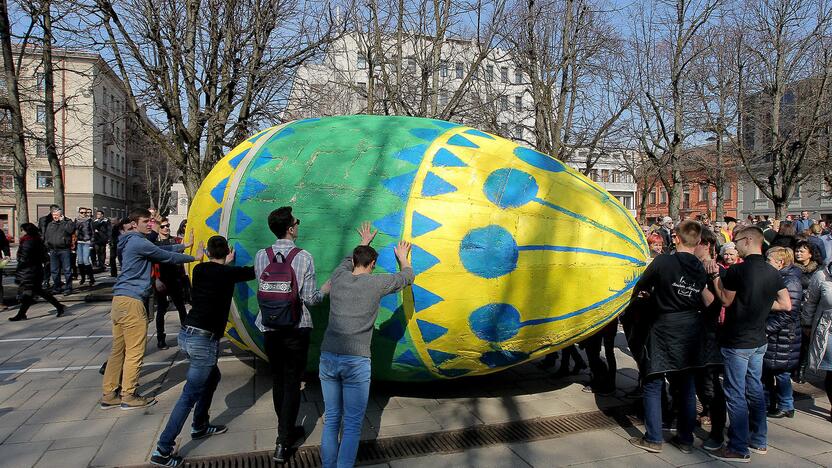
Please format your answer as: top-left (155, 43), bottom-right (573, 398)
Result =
top-left (254, 206), bottom-right (329, 463)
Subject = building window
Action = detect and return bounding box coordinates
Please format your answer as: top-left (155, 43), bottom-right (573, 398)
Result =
top-left (660, 188), bottom-right (667, 204)
top-left (649, 190), bottom-right (656, 205)
top-left (0, 174), bottom-right (13, 190)
top-left (36, 72), bottom-right (45, 91)
top-left (699, 183), bottom-right (709, 202)
top-left (500, 95), bottom-right (508, 111)
top-left (611, 170), bottom-right (620, 183)
top-left (619, 195), bottom-right (633, 210)
top-left (36, 139), bottom-right (45, 157)
top-left (501, 67), bottom-right (508, 83)
top-left (103, 175), bottom-right (107, 194)
top-left (440, 60), bottom-right (448, 78)
top-left (515, 125), bottom-right (523, 139)
top-left (590, 169), bottom-right (598, 181)
top-left (683, 188), bottom-right (691, 209)
top-left (486, 65), bottom-right (494, 82)
top-left (600, 169), bottom-right (609, 182)
top-left (36, 105), bottom-right (46, 123)
top-left (407, 57), bottom-right (417, 73)
top-left (455, 62), bottom-right (464, 79)
top-left (36, 171), bottom-right (52, 189)
top-left (439, 90), bottom-right (448, 107)
top-left (515, 96), bottom-right (522, 112)
top-left (514, 69), bottom-right (523, 84)
top-left (500, 122), bottom-right (509, 135)
top-left (793, 182), bottom-right (801, 198)
top-left (357, 54), bottom-right (367, 69)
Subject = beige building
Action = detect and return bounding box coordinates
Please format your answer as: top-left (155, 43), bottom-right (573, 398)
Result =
top-left (0, 48), bottom-right (154, 241)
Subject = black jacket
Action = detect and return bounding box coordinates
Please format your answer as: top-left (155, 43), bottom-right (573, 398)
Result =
top-left (0, 229), bottom-right (10, 257)
top-left (93, 218), bottom-right (111, 245)
top-left (43, 218), bottom-right (75, 249)
top-left (37, 214), bottom-right (52, 240)
top-left (75, 217), bottom-right (93, 242)
top-left (764, 264), bottom-right (803, 372)
top-left (15, 235), bottom-right (48, 289)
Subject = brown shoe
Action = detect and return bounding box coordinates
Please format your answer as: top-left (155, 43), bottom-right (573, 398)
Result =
top-left (120, 393), bottom-right (157, 410)
top-left (630, 436), bottom-right (662, 453)
top-left (99, 392), bottom-right (121, 410)
top-left (709, 446), bottom-right (750, 463)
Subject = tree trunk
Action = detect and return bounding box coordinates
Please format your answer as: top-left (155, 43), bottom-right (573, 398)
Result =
top-left (41, 1), bottom-right (65, 209)
top-left (667, 174), bottom-right (680, 220)
top-left (0, 0), bottom-right (28, 223)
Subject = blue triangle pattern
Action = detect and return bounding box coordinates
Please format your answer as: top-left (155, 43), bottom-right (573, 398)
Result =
top-left (411, 212), bottom-right (442, 237)
top-left (464, 129), bottom-right (495, 140)
top-left (210, 177), bottom-right (229, 203)
top-left (251, 147), bottom-right (273, 170)
top-left (428, 349), bottom-right (458, 366)
top-left (269, 127), bottom-right (295, 142)
top-left (227, 326), bottom-right (243, 343)
top-left (228, 149), bottom-right (249, 168)
top-left (241, 178), bottom-right (268, 203)
top-left (372, 210), bottom-right (404, 237)
top-left (431, 120), bottom-right (460, 129)
top-left (447, 135), bottom-right (479, 148)
top-left (380, 293), bottom-right (399, 312)
top-left (234, 209), bottom-right (253, 234)
top-left (382, 170), bottom-right (417, 200)
top-left (421, 172), bottom-right (457, 197)
top-left (235, 282), bottom-right (253, 303)
top-left (416, 319), bottom-right (448, 343)
top-left (233, 242), bottom-right (253, 266)
top-left (410, 128), bottom-right (441, 141)
top-left (246, 132), bottom-right (266, 143)
top-left (375, 243), bottom-right (398, 273)
top-left (394, 144), bottom-right (428, 165)
top-left (411, 244), bottom-right (439, 275)
top-left (412, 284), bottom-right (443, 312)
top-left (432, 148), bottom-right (467, 167)
top-left (394, 349), bottom-right (423, 367)
top-left (205, 208), bottom-right (222, 232)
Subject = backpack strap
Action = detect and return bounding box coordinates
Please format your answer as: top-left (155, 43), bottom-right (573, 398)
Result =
top-left (266, 247), bottom-right (287, 264)
top-left (284, 247), bottom-right (302, 265)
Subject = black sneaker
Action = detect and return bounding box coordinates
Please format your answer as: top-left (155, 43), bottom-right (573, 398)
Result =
top-left (157, 341), bottom-right (170, 350)
top-left (273, 444), bottom-right (287, 463)
top-left (150, 449), bottom-right (182, 467)
top-left (629, 436), bottom-right (662, 453)
top-left (767, 409), bottom-right (794, 418)
top-left (191, 424), bottom-right (228, 440)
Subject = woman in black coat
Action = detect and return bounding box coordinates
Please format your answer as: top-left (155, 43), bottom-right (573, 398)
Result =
top-left (10, 223), bottom-right (65, 321)
top-left (762, 247), bottom-right (802, 418)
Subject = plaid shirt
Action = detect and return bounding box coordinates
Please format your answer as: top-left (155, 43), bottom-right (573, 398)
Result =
top-left (254, 239), bottom-right (324, 330)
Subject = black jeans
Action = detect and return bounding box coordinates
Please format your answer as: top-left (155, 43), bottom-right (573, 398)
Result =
top-left (109, 244), bottom-right (118, 276)
top-left (155, 284), bottom-right (187, 343)
top-left (585, 320), bottom-right (618, 392)
top-left (264, 328), bottom-right (310, 446)
top-left (17, 287), bottom-right (63, 317)
top-left (94, 243), bottom-right (107, 269)
top-left (695, 366), bottom-right (727, 441)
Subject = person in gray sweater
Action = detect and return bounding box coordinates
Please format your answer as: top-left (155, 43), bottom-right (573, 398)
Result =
top-left (320, 222), bottom-right (414, 468)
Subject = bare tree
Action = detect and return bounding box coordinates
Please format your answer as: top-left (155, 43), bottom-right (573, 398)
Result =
top-left (505, 0), bottom-right (631, 163)
top-left (38, 0), bottom-right (66, 209)
top-left (730, 0), bottom-right (832, 219)
top-left (0, 0), bottom-right (29, 223)
top-left (92, 0), bottom-right (344, 200)
top-left (631, 0), bottom-right (719, 220)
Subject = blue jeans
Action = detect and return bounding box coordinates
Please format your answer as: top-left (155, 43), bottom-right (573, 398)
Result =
top-left (763, 369), bottom-right (794, 412)
top-left (320, 351), bottom-right (371, 468)
top-left (643, 371), bottom-right (696, 444)
top-left (722, 345), bottom-right (767, 455)
top-left (76, 243), bottom-right (91, 265)
top-left (157, 329), bottom-right (221, 454)
top-left (50, 249), bottom-right (72, 292)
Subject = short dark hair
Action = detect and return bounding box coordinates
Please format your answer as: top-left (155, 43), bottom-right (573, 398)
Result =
top-left (352, 245), bottom-right (378, 268)
top-left (128, 208), bottom-right (151, 223)
top-left (268, 206), bottom-right (295, 239)
top-left (49, 204), bottom-right (59, 210)
top-left (20, 223), bottom-right (39, 237)
top-left (206, 235), bottom-right (230, 259)
top-left (738, 226), bottom-right (765, 246)
top-left (778, 221), bottom-right (796, 236)
top-left (724, 216), bottom-right (737, 224)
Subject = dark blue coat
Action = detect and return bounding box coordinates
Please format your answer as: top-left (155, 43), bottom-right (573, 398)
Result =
top-left (764, 264), bottom-right (802, 372)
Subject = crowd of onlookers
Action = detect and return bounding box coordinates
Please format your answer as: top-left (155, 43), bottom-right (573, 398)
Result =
top-left (612, 211), bottom-right (832, 462)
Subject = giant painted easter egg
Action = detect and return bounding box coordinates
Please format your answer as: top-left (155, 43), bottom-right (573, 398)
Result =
top-left (187, 115), bottom-right (648, 381)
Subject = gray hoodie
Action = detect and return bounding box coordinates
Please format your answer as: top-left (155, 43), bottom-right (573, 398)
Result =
top-left (113, 231), bottom-right (194, 301)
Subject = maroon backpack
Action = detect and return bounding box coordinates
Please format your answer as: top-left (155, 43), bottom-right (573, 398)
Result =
top-left (257, 247), bottom-right (302, 329)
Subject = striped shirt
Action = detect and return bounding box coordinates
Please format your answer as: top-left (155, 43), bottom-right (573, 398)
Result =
top-left (254, 239), bottom-right (324, 330)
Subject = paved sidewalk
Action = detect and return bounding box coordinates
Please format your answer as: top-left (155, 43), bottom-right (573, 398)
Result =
top-left (0, 297), bottom-right (829, 467)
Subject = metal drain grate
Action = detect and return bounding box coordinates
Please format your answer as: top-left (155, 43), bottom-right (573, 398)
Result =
top-left (139, 408), bottom-right (634, 468)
